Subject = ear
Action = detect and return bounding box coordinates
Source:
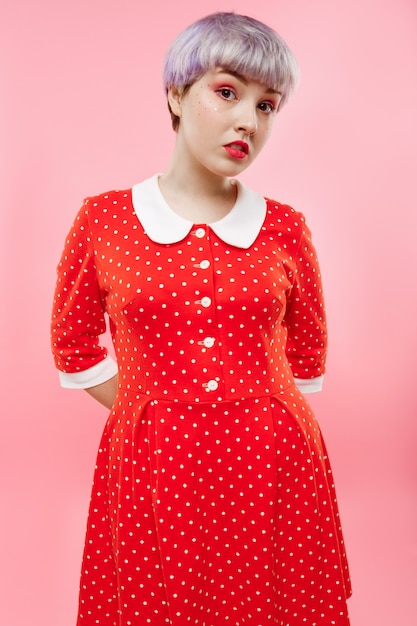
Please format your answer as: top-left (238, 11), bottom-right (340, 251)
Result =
top-left (167, 85), bottom-right (183, 119)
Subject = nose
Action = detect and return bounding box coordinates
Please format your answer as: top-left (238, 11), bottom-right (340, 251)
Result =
top-left (234, 102), bottom-right (258, 136)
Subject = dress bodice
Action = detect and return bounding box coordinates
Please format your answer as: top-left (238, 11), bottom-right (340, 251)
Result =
top-left (51, 179), bottom-right (327, 399)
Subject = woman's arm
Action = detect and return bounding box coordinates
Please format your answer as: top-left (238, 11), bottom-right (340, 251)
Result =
top-left (283, 212), bottom-right (328, 391)
top-left (51, 201), bottom-right (120, 402)
top-left (85, 374), bottom-right (118, 409)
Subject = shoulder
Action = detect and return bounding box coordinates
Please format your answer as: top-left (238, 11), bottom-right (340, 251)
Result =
top-left (262, 196), bottom-right (309, 250)
top-left (83, 188), bottom-right (133, 217)
top-left (264, 196), bottom-right (306, 228)
top-left (74, 188), bottom-right (134, 236)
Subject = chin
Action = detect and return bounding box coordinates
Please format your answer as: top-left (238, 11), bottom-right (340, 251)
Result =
top-left (212, 161), bottom-right (251, 179)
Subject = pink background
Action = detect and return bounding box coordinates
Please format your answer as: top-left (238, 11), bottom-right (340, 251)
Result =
top-left (1, 0), bottom-right (417, 624)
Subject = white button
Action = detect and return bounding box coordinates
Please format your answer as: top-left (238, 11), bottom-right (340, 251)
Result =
top-left (206, 379), bottom-right (218, 391)
top-left (203, 337), bottom-right (215, 348)
top-left (195, 227), bottom-right (206, 238)
top-left (199, 259), bottom-right (210, 269)
top-left (201, 296), bottom-right (211, 308)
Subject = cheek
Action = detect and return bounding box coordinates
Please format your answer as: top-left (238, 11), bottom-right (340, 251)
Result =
top-left (256, 122), bottom-right (274, 149)
top-left (265, 114), bottom-right (276, 132)
top-left (197, 89), bottom-right (228, 116)
top-left (188, 96), bottom-right (220, 122)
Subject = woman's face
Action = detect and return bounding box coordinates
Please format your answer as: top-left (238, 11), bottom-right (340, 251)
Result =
top-left (168, 68), bottom-right (282, 179)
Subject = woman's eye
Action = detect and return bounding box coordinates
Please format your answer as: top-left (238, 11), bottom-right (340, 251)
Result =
top-left (258, 101), bottom-right (275, 114)
top-left (217, 88), bottom-right (237, 100)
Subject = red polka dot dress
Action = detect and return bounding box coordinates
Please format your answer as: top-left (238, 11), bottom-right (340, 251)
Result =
top-left (51, 175), bottom-right (352, 625)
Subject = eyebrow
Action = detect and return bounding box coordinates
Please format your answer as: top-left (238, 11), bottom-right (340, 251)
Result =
top-left (216, 68), bottom-right (281, 95)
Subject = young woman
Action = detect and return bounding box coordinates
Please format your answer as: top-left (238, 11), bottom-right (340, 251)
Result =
top-left (51, 12), bottom-right (352, 625)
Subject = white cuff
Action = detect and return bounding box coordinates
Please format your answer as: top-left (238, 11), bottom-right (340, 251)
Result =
top-left (58, 357), bottom-right (118, 389)
top-left (294, 375), bottom-right (324, 394)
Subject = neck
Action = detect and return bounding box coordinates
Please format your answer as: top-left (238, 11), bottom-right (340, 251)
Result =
top-left (158, 144), bottom-right (237, 223)
top-left (162, 141), bottom-right (232, 196)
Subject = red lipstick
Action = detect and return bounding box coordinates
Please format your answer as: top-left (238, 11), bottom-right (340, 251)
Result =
top-left (224, 141), bottom-right (249, 160)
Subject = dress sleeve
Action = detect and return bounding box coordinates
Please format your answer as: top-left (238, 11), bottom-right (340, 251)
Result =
top-left (51, 201), bottom-right (118, 388)
top-left (284, 215), bottom-right (328, 393)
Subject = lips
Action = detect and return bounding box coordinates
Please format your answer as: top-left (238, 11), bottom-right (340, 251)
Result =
top-left (224, 140), bottom-right (249, 160)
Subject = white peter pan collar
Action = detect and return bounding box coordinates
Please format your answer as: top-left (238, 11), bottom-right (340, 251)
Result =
top-left (131, 174), bottom-right (266, 249)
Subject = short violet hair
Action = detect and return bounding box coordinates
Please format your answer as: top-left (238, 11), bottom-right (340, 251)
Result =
top-left (163, 12), bottom-right (299, 130)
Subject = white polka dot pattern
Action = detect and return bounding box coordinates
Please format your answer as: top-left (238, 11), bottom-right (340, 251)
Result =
top-left (51, 189), bottom-right (351, 625)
